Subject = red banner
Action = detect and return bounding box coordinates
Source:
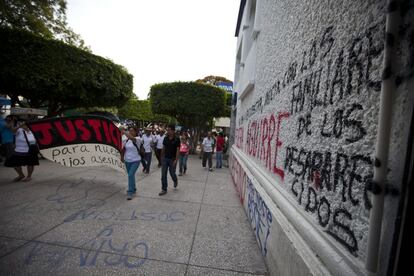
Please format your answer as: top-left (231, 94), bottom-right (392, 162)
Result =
top-left (28, 116), bottom-right (125, 173)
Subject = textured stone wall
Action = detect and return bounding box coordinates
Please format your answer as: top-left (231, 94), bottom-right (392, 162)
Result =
top-left (232, 0), bottom-right (414, 275)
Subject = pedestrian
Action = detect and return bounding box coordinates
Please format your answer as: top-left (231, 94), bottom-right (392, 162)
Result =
top-left (201, 131), bottom-right (215, 171)
top-left (121, 126), bottom-right (142, 200)
top-left (0, 115), bottom-right (15, 164)
top-left (178, 136), bottom-right (190, 176)
top-left (159, 124), bottom-right (180, 196)
top-left (135, 128), bottom-right (147, 172)
top-left (215, 132), bottom-right (225, 169)
top-left (5, 119), bottom-right (39, 182)
top-left (142, 128), bottom-right (154, 174)
top-left (223, 134), bottom-right (229, 167)
top-left (155, 129), bottom-right (165, 167)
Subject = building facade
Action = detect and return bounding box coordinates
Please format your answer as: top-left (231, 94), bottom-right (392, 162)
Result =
top-left (230, 0), bottom-right (413, 275)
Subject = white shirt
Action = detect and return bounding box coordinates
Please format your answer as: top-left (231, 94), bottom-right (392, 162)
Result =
top-left (142, 134), bottom-right (154, 153)
top-left (202, 137), bottom-right (214, 153)
top-left (155, 134), bottom-right (165, 149)
top-left (123, 137), bottom-right (142, 162)
top-left (15, 128), bottom-right (36, 153)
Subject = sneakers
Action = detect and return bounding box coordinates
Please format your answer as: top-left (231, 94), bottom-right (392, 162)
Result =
top-left (159, 190), bottom-right (167, 196)
top-left (209, 168), bottom-right (213, 172)
top-left (127, 194), bottom-right (132, 200)
top-left (174, 181), bottom-right (178, 188)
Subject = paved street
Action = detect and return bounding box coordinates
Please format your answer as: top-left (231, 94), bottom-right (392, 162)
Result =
top-left (0, 155), bottom-right (267, 275)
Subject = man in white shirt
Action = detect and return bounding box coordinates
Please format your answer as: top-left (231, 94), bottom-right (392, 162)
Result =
top-left (201, 131), bottom-right (215, 171)
top-left (154, 129), bottom-right (165, 167)
top-left (142, 128), bottom-right (155, 174)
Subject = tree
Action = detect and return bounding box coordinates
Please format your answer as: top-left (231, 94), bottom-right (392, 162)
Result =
top-left (0, 27), bottom-right (133, 115)
top-left (118, 94), bottom-right (173, 124)
top-left (149, 81), bottom-right (227, 145)
top-left (197, 75), bottom-right (233, 117)
top-left (0, 0), bottom-right (88, 50)
top-left (196, 75), bottom-right (233, 86)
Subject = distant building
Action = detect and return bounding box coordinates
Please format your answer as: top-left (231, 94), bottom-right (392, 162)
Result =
top-left (230, 0), bottom-right (413, 275)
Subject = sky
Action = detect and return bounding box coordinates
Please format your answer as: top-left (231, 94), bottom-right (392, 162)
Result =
top-left (66, 0), bottom-right (240, 100)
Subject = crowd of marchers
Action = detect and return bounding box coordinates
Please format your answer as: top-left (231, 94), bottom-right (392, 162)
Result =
top-left (119, 124), bottom-right (229, 200)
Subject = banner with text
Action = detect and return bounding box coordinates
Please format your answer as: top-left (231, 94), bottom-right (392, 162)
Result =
top-left (28, 116), bottom-right (125, 173)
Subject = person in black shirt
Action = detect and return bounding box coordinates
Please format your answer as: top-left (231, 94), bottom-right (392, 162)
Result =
top-left (159, 124), bottom-right (180, 195)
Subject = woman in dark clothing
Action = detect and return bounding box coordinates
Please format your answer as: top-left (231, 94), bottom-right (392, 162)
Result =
top-left (5, 120), bottom-right (39, 182)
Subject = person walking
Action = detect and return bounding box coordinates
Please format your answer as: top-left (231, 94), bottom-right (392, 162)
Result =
top-left (0, 115), bottom-right (15, 164)
top-left (159, 124), bottom-right (180, 196)
top-left (201, 131), bottom-right (215, 171)
top-left (178, 136), bottom-right (190, 176)
top-left (5, 119), bottom-right (39, 182)
top-left (215, 132), bottom-right (225, 169)
top-left (121, 126), bottom-right (142, 200)
top-left (142, 128), bottom-right (154, 174)
top-left (155, 129), bottom-right (165, 167)
top-left (223, 134), bottom-right (229, 167)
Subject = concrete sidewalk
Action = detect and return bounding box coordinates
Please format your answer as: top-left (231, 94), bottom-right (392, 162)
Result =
top-left (0, 155), bottom-right (267, 275)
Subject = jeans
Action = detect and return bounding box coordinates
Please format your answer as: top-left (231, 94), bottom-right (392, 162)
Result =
top-left (155, 148), bottom-right (162, 166)
top-left (141, 158), bottom-right (147, 171)
top-left (216, 151), bottom-right (223, 168)
top-left (202, 152), bottom-right (212, 168)
top-left (178, 153), bottom-right (188, 173)
top-left (144, 152), bottom-right (152, 173)
top-left (125, 161), bottom-right (140, 195)
top-left (161, 157), bottom-right (177, 191)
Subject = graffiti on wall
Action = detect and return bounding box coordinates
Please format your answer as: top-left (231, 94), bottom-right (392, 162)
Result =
top-left (230, 154), bottom-right (247, 204)
top-left (234, 20), bottom-right (389, 257)
top-left (235, 127), bottom-right (244, 150)
top-left (244, 111), bottom-right (290, 181)
top-left (247, 177), bottom-right (273, 257)
top-left (229, 154), bottom-right (273, 257)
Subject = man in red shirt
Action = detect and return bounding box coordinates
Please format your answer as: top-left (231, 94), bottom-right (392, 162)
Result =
top-left (215, 132), bottom-right (225, 169)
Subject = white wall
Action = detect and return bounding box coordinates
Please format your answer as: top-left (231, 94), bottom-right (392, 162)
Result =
top-left (231, 0), bottom-right (414, 275)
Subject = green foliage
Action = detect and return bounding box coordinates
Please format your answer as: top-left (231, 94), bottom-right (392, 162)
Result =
top-left (64, 106), bottom-right (119, 117)
top-left (196, 75), bottom-right (233, 86)
top-left (224, 92), bottom-right (232, 110)
top-left (149, 81), bottom-right (227, 128)
top-left (0, 0), bottom-right (88, 50)
top-left (197, 75), bottom-right (233, 110)
top-left (118, 94), bottom-right (173, 123)
top-left (0, 27), bottom-right (133, 114)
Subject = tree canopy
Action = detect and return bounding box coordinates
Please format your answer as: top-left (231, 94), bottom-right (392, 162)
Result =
top-left (118, 94), bottom-right (173, 123)
top-left (0, 27), bottom-right (133, 115)
top-left (197, 75), bottom-right (233, 111)
top-left (149, 81), bottom-right (227, 128)
top-left (196, 75), bottom-right (233, 86)
top-left (0, 0), bottom-right (88, 49)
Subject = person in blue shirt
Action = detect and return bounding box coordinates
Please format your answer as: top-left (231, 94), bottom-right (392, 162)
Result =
top-left (0, 115), bottom-right (15, 163)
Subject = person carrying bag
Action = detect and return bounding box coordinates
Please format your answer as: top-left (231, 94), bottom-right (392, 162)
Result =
top-left (23, 131), bottom-right (39, 156)
top-left (121, 126), bottom-right (143, 200)
top-left (4, 120), bottom-right (39, 182)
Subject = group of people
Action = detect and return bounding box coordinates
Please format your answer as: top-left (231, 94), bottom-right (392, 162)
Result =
top-left (0, 115), bottom-right (39, 181)
top-left (1, 115), bottom-right (227, 201)
top-left (120, 124), bottom-right (230, 201)
top-left (120, 124), bottom-right (191, 200)
top-left (200, 131), bottom-right (228, 171)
